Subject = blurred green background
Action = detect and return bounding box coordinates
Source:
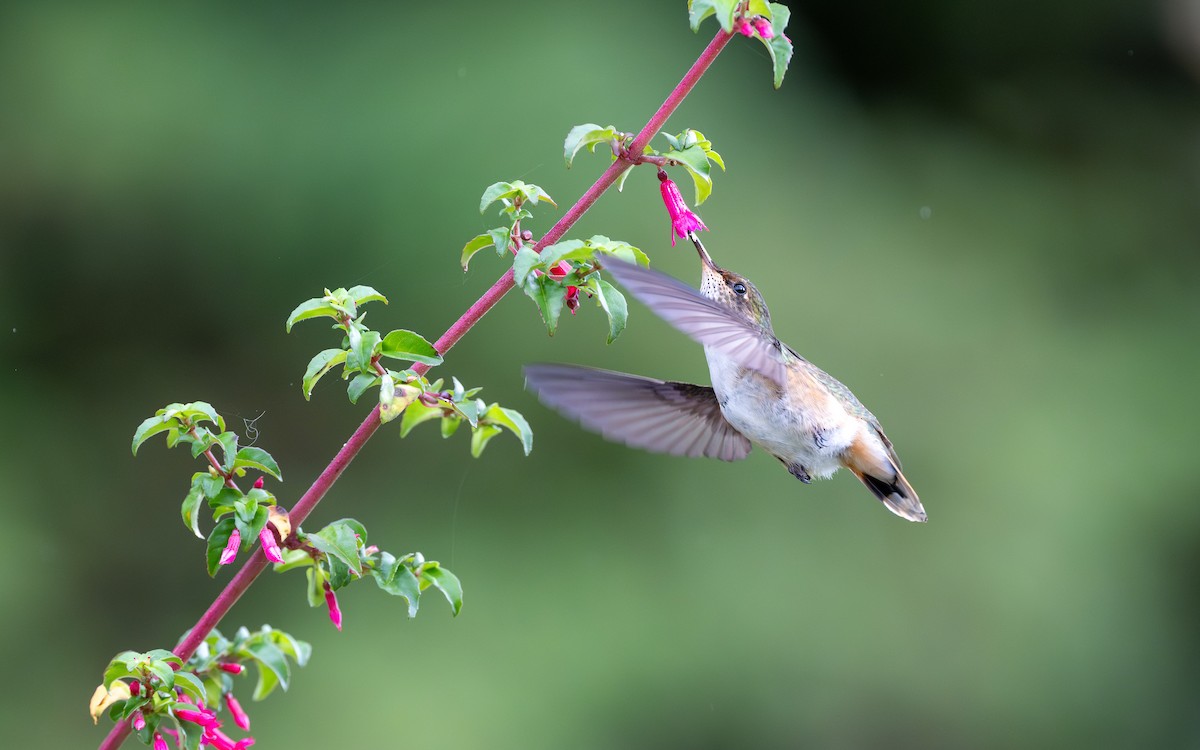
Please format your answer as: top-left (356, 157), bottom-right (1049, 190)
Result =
top-left (3, 1), bottom-right (1199, 747)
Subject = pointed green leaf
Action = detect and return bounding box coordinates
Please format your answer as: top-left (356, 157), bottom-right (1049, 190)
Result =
top-left (244, 640), bottom-right (290, 697)
top-left (132, 416), bottom-right (174, 455)
top-left (173, 671), bottom-right (207, 704)
top-left (479, 181), bottom-right (514, 213)
top-left (347, 372), bottom-right (379, 404)
top-left (441, 415), bottom-right (462, 438)
top-left (594, 278), bottom-right (628, 344)
top-left (512, 245), bottom-right (542, 286)
top-left (346, 329), bottom-right (382, 372)
top-left (286, 298), bottom-right (339, 333)
top-left (347, 285), bottom-right (388, 306)
top-left (687, 0), bottom-right (739, 32)
top-left (182, 479), bottom-right (205, 539)
top-left (380, 330), bottom-right (442, 365)
top-left (526, 275), bottom-right (564, 335)
top-left (461, 233), bottom-right (495, 271)
top-left (537, 239), bottom-right (591, 268)
top-left (485, 405), bottom-right (533, 455)
top-left (308, 522), bottom-right (362, 575)
top-left (470, 424), bottom-right (503, 457)
top-left (763, 4), bottom-right (794, 89)
top-left (563, 123), bottom-right (620, 167)
top-left (422, 564), bottom-right (463, 616)
top-left (372, 552), bottom-right (422, 617)
top-left (234, 447), bottom-right (282, 481)
top-left (488, 226), bottom-right (513, 257)
top-left (400, 399), bottom-right (441, 437)
top-left (302, 349), bottom-right (347, 400)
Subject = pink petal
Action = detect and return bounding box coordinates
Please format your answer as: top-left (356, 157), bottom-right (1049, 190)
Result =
top-left (258, 527), bottom-right (284, 564)
top-left (226, 694), bottom-right (250, 731)
top-left (219, 529), bottom-right (241, 566)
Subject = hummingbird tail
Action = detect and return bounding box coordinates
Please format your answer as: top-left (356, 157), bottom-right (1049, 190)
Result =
top-left (850, 466), bottom-right (927, 523)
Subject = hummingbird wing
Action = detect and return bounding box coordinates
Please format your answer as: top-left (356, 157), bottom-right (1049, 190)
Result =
top-left (603, 258), bottom-right (788, 386)
top-left (523, 364), bottom-right (752, 461)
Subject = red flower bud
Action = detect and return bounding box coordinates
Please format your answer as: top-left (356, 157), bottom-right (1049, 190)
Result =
top-left (737, 18), bottom-right (754, 36)
top-left (323, 582), bottom-right (343, 631)
top-left (226, 693), bottom-right (250, 731)
top-left (219, 529), bottom-right (241, 566)
top-left (153, 733), bottom-right (168, 750)
top-left (252, 476), bottom-right (265, 490)
top-left (132, 712), bottom-right (146, 732)
top-left (547, 260), bottom-right (572, 281)
top-left (175, 707), bottom-right (219, 728)
top-left (217, 663), bottom-right (244, 675)
top-left (130, 680), bottom-right (142, 696)
top-left (258, 527), bottom-right (284, 564)
top-left (565, 286), bottom-right (580, 315)
top-left (752, 17), bottom-right (775, 39)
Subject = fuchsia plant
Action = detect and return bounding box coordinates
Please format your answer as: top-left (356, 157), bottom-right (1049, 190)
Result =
top-left (91, 2), bottom-right (793, 748)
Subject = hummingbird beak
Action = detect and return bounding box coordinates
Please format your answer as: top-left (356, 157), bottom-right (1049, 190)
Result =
top-left (689, 232), bottom-right (719, 271)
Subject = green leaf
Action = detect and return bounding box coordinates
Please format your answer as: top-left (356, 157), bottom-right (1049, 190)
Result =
top-left (182, 478), bottom-right (205, 539)
top-left (470, 424), bottom-right (503, 457)
top-left (479, 181), bottom-right (514, 213)
top-left (762, 4), bottom-right (794, 89)
top-left (668, 144), bottom-right (713, 205)
top-left (347, 285), bottom-right (388, 307)
top-left (346, 329), bottom-right (382, 372)
top-left (131, 415), bottom-right (173, 455)
top-left (512, 245), bottom-right (541, 286)
top-left (563, 123), bottom-right (620, 167)
top-left (372, 552), bottom-right (422, 617)
top-left (594, 278), bottom-right (628, 344)
top-left (488, 226), bottom-right (512, 257)
top-left (380, 330), bottom-right (442, 365)
top-left (244, 640), bottom-right (290, 697)
top-left (262, 627), bottom-right (312, 667)
top-left (347, 372), bottom-right (379, 404)
top-left (399, 399), bottom-right (441, 437)
top-left (485, 405), bottom-right (533, 455)
top-left (441, 415), bottom-right (462, 438)
top-left (302, 349), bottom-right (348, 400)
top-left (308, 523), bottom-right (362, 575)
top-left (422, 564), bottom-right (463, 616)
top-left (454, 398), bottom-right (480, 428)
top-left (286, 297), bottom-right (339, 332)
top-left (687, 0), bottom-right (739, 32)
top-left (537, 239), bottom-right (590, 268)
top-left (173, 671), bottom-right (207, 705)
top-left (525, 275), bottom-right (565, 335)
top-left (206, 517), bottom-right (237, 577)
top-left (215, 431), bottom-right (239, 474)
top-left (305, 567), bottom-right (326, 608)
top-left (233, 446), bottom-right (282, 481)
top-left (461, 233), bottom-right (495, 272)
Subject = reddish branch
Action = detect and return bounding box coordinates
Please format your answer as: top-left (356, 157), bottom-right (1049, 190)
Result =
top-left (99, 26), bottom-right (733, 750)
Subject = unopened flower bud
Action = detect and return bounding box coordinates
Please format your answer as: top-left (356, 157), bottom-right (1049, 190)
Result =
top-left (737, 18), bottom-right (754, 36)
top-left (132, 712), bottom-right (146, 732)
top-left (226, 693), bottom-right (250, 731)
top-left (752, 17), bottom-right (774, 39)
top-left (219, 529), bottom-right (241, 566)
top-left (217, 663), bottom-right (244, 675)
top-left (323, 582), bottom-right (343, 631)
top-left (259, 527), bottom-right (284, 564)
top-left (252, 476), bottom-right (264, 490)
top-left (547, 260), bottom-right (572, 281)
top-left (153, 733), bottom-right (168, 750)
top-left (520, 229), bottom-right (533, 242)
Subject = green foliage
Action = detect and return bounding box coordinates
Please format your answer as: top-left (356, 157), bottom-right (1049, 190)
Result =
top-left (687, 0), bottom-right (741, 32)
top-left (285, 286), bottom-right (387, 333)
top-left (563, 123), bottom-right (625, 167)
top-left (397, 377), bottom-right (532, 458)
top-left (188, 625), bottom-right (312, 703)
top-left (687, 0), bottom-right (792, 88)
top-left (760, 4), bottom-right (793, 88)
top-left (662, 129), bottom-right (724, 205)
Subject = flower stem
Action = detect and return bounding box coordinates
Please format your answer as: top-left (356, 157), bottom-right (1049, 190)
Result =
top-left (98, 25), bottom-right (732, 750)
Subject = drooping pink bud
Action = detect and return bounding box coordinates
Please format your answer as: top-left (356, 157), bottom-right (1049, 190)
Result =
top-left (323, 582), bottom-right (343, 631)
top-left (564, 286), bottom-right (580, 315)
top-left (226, 693), bottom-right (250, 731)
top-left (132, 712), bottom-right (146, 731)
top-left (658, 170), bottom-right (707, 246)
top-left (547, 260), bottom-right (572, 281)
top-left (737, 18), bottom-right (754, 36)
top-left (175, 707), bottom-right (220, 728)
top-left (219, 529), bottom-right (241, 566)
top-left (130, 680), bottom-right (142, 696)
top-left (258, 527), bottom-right (284, 564)
top-left (752, 17), bottom-right (775, 39)
top-left (217, 663), bottom-right (244, 675)
top-left (153, 733), bottom-right (168, 750)
top-left (252, 476), bottom-right (265, 490)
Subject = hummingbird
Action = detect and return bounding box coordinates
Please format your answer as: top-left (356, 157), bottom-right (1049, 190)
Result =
top-left (523, 234), bottom-right (926, 522)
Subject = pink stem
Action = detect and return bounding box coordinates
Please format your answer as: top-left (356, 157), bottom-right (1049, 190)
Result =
top-left (99, 25), bottom-right (732, 750)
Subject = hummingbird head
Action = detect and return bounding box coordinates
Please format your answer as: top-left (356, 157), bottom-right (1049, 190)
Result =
top-left (691, 234), bottom-right (774, 332)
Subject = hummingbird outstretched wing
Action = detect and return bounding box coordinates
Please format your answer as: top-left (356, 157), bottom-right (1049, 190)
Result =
top-left (603, 258), bottom-right (788, 386)
top-left (523, 364), bottom-right (752, 461)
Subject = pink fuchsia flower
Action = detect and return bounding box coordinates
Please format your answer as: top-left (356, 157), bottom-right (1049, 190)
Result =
top-left (323, 582), bottom-right (343, 631)
top-left (658, 169), bottom-right (707, 246)
top-left (175, 707), bottom-right (220, 728)
top-left (131, 712), bottom-right (146, 732)
top-left (752, 17), bottom-right (775, 39)
top-left (130, 680), bottom-right (141, 696)
top-left (226, 693), bottom-right (250, 731)
top-left (217, 662), bottom-right (244, 675)
top-left (153, 733), bottom-right (168, 750)
top-left (737, 18), bottom-right (754, 36)
top-left (202, 727), bottom-right (255, 750)
top-left (564, 286), bottom-right (580, 315)
top-left (547, 260), bottom-right (572, 281)
top-left (219, 529), bottom-right (241, 566)
top-left (258, 527), bottom-right (284, 564)
top-left (252, 476), bottom-right (265, 490)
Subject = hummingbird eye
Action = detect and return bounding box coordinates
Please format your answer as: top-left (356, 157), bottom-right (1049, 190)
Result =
top-left (732, 282), bottom-right (747, 296)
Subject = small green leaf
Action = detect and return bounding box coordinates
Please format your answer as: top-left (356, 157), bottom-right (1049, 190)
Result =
top-left (302, 349), bottom-right (348, 400)
top-left (286, 298), bottom-right (339, 333)
top-left (668, 144), bottom-right (714, 205)
top-left (512, 245), bottom-right (541, 286)
top-left (347, 285), bottom-right (388, 307)
top-left (131, 416), bottom-right (173, 455)
top-left (206, 518), bottom-right (237, 577)
top-left (173, 671), bottom-right (207, 704)
top-left (308, 523), bottom-right (362, 575)
top-left (346, 329), bottom-right (382, 372)
top-left (594, 279), bottom-right (628, 344)
top-left (762, 4), bottom-right (794, 89)
top-left (441, 415), bottom-right (462, 438)
top-left (537, 239), bottom-right (590, 268)
top-left (372, 552), bottom-right (422, 617)
top-left (470, 424), bottom-right (503, 457)
top-left (687, 0), bottom-right (739, 32)
top-left (525, 275), bottom-right (565, 335)
top-left (380, 330), bottom-right (442, 365)
top-left (347, 372), bottom-right (379, 404)
top-left (215, 431), bottom-right (239, 474)
top-left (182, 479), bottom-right (205, 539)
top-left (244, 640), bottom-right (290, 698)
top-left (485, 405), bottom-right (533, 455)
top-left (461, 233), bottom-right (495, 271)
top-left (233, 447), bottom-right (282, 481)
top-left (488, 226), bottom-right (512, 257)
top-left (422, 564), bottom-right (463, 616)
top-left (563, 123), bottom-right (620, 167)
top-left (399, 399), bottom-right (441, 437)
top-left (479, 181), bottom-right (514, 214)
